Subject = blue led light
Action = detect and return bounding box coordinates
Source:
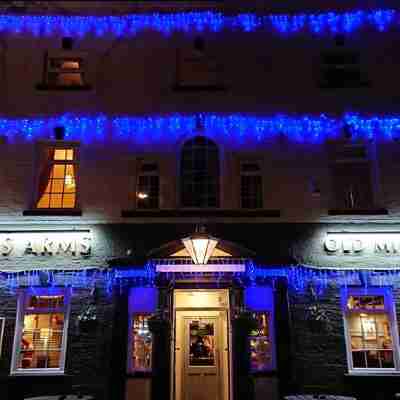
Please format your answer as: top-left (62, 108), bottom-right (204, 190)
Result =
top-left (0, 9), bottom-right (397, 37)
top-left (2, 264), bottom-right (400, 297)
top-left (2, 113), bottom-right (400, 145)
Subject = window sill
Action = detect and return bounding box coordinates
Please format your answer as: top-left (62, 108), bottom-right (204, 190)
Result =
top-left (328, 208), bottom-right (388, 216)
top-left (36, 84), bottom-right (93, 91)
top-left (10, 371), bottom-right (66, 377)
top-left (23, 209), bottom-right (82, 216)
top-left (345, 371), bottom-right (400, 377)
top-left (121, 209), bottom-right (281, 218)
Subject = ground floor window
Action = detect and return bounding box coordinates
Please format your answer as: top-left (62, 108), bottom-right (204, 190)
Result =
top-left (11, 288), bottom-right (70, 374)
top-left (245, 286), bottom-right (276, 371)
top-left (127, 287), bottom-right (157, 374)
top-left (342, 287), bottom-right (400, 373)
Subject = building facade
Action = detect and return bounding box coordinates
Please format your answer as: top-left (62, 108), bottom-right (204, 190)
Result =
top-left (1, 1), bottom-right (400, 400)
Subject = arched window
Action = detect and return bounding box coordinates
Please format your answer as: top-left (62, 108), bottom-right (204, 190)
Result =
top-left (180, 136), bottom-right (219, 208)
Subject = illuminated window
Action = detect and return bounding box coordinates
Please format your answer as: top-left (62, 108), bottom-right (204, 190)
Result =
top-left (181, 136), bottom-right (219, 208)
top-left (245, 286), bottom-right (276, 372)
top-left (11, 289), bottom-right (70, 374)
top-left (240, 161), bottom-right (263, 209)
top-left (342, 288), bottom-right (400, 373)
top-left (130, 315), bottom-right (152, 372)
top-left (44, 54), bottom-right (86, 88)
top-left (136, 162), bottom-right (159, 209)
top-left (36, 146), bottom-right (78, 209)
top-left (249, 312), bottom-right (274, 371)
top-left (127, 288), bottom-right (157, 374)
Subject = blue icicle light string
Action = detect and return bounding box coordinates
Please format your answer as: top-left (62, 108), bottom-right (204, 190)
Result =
top-left (0, 10), bottom-right (397, 37)
top-left (2, 113), bottom-right (400, 144)
top-left (3, 265), bottom-right (400, 297)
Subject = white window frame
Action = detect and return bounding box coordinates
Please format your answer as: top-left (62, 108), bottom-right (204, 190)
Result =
top-left (245, 286), bottom-right (276, 372)
top-left (136, 161), bottom-right (160, 210)
top-left (11, 287), bottom-right (71, 375)
top-left (0, 317), bottom-right (5, 358)
top-left (240, 160), bottom-right (264, 209)
top-left (342, 287), bottom-right (400, 375)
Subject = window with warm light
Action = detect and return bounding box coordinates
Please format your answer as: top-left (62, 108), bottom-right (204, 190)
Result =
top-left (11, 289), bottom-right (70, 374)
top-left (249, 312), bottom-right (274, 371)
top-left (130, 314), bottom-right (152, 372)
top-left (36, 146), bottom-right (78, 209)
top-left (127, 287), bottom-right (157, 374)
top-left (136, 162), bottom-right (159, 209)
top-left (42, 51), bottom-right (88, 89)
top-left (342, 288), bottom-right (400, 373)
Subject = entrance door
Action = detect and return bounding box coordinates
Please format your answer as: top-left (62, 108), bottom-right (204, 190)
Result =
top-left (174, 290), bottom-right (230, 400)
top-left (183, 316), bottom-right (220, 400)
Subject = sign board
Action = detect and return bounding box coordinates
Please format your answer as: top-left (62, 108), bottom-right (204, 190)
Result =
top-left (0, 230), bottom-right (91, 257)
top-left (324, 232), bottom-right (400, 256)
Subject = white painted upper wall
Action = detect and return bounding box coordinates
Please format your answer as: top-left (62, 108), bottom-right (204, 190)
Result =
top-left (0, 1), bottom-right (399, 224)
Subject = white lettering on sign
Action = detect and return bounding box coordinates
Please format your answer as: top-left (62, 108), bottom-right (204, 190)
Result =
top-left (0, 234), bottom-right (91, 257)
top-left (324, 233), bottom-right (400, 255)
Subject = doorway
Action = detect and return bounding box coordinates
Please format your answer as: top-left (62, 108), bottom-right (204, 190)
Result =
top-left (173, 290), bottom-right (230, 400)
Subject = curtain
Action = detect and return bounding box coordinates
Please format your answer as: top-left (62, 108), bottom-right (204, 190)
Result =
top-left (37, 147), bottom-right (55, 205)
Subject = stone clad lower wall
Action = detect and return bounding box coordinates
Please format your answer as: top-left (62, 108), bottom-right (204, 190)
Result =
top-left (0, 275), bottom-right (118, 400)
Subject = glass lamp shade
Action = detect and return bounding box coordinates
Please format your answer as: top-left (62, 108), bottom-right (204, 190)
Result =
top-left (182, 234), bottom-right (218, 265)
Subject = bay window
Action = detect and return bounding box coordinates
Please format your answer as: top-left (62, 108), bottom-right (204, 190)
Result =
top-left (342, 288), bottom-right (400, 373)
top-left (11, 288), bottom-right (70, 374)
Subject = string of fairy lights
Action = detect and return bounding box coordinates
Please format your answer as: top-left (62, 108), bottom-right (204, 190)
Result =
top-left (2, 264), bottom-right (400, 296)
top-left (1, 113), bottom-right (400, 144)
top-left (0, 9), bottom-right (397, 37)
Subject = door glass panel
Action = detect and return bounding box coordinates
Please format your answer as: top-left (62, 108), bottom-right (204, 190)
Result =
top-left (189, 320), bottom-right (215, 366)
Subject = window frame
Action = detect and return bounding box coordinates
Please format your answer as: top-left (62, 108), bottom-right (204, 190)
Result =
top-left (0, 317), bottom-right (5, 358)
top-left (180, 136), bottom-right (220, 209)
top-left (11, 287), bottom-right (71, 376)
top-left (245, 286), bottom-right (276, 372)
top-left (329, 141), bottom-right (378, 210)
top-left (136, 160), bottom-right (160, 210)
top-left (34, 141), bottom-right (80, 211)
top-left (240, 160), bottom-right (264, 209)
top-left (127, 288), bottom-right (158, 375)
top-left (39, 50), bottom-right (90, 90)
top-left (341, 287), bottom-right (400, 375)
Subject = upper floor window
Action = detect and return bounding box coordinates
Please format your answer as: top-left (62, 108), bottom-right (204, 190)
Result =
top-left (37, 38), bottom-right (90, 91)
top-left (11, 288), bottom-right (71, 374)
top-left (136, 162), bottom-right (159, 209)
top-left (342, 288), bottom-right (400, 373)
top-left (180, 136), bottom-right (219, 208)
top-left (240, 161), bottom-right (263, 209)
top-left (36, 144), bottom-right (78, 209)
top-left (319, 35), bottom-right (368, 89)
top-left (330, 142), bottom-right (375, 210)
top-left (175, 37), bottom-right (223, 91)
